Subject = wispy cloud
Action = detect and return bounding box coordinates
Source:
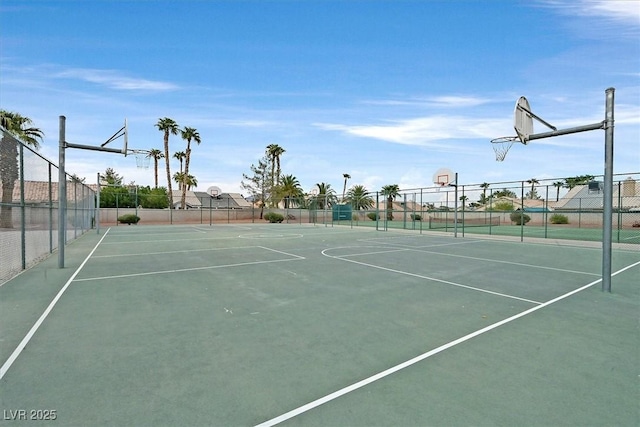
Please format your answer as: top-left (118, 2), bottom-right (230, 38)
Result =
top-left (426, 96), bottom-right (493, 108)
top-left (362, 95), bottom-right (492, 108)
top-left (578, 0), bottom-right (640, 24)
top-left (540, 0), bottom-right (640, 37)
top-left (316, 115), bottom-right (509, 146)
top-left (55, 67), bottom-right (180, 92)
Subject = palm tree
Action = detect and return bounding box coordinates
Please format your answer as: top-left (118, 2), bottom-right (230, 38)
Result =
top-left (277, 174), bottom-right (304, 209)
top-left (553, 181), bottom-right (564, 202)
top-left (526, 178), bottom-right (539, 197)
top-left (155, 117), bottom-right (179, 208)
top-left (266, 144), bottom-right (285, 187)
top-left (345, 184), bottom-right (374, 211)
top-left (184, 174), bottom-right (197, 191)
top-left (314, 182), bottom-right (337, 209)
top-left (1, 110), bottom-right (44, 228)
top-left (341, 173), bottom-right (351, 202)
top-left (180, 127), bottom-right (201, 209)
top-left (479, 182), bottom-right (490, 205)
top-left (147, 149), bottom-right (164, 188)
top-left (563, 175), bottom-right (595, 190)
top-left (173, 151), bottom-right (186, 174)
top-left (459, 195), bottom-right (469, 210)
top-left (381, 184), bottom-right (400, 220)
top-left (494, 188), bottom-right (517, 198)
top-left (173, 172), bottom-right (185, 191)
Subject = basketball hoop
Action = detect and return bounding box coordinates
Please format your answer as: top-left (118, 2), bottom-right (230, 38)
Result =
top-left (129, 149), bottom-right (151, 169)
top-left (490, 136), bottom-right (518, 161)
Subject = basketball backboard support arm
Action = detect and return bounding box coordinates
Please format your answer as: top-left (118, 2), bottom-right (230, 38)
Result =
top-left (517, 103), bottom-right (557, 134)
top-left (58, 116), bottom-right (128, 268)
top-left (500, 88), bottom-right (615, 292)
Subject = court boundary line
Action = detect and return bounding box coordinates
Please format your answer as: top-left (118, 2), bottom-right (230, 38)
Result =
top-left (92, 245), bottom-right (269, 258)
top-left (368, 241), bottom-right (601, 277)
top-left (255, 259), bottom-right (640, 427)
top-left (100, 236), bottom-right (242, 245)
top-left (0, 229), bottom-right (112, 381)
top-left (322, 248), bottom-right (542, 304)
top-left (73, 256), bottom-right (305, 282)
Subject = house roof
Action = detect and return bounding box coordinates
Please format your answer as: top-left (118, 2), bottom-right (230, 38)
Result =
top-left (554, 180), bottom-right (640, 209)
top-left (171, 190), bottom-right (202, 208)
top-left (0, 180), bottom-right (95, 203)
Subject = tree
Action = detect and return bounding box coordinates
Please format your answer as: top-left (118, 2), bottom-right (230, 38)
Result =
top-left (342, 173), bottom-right (351, 202)
top-left (147, 149), bottom-right (164, 188)
top-left (345, 184), bottom-right (374, 211)
top-left (526, 178), bottom-right (539, 199)
top-left (459, 195), bottom-right (469, 210)
top-left (138, 186), bottom-right (169, 209)
top-left (70, 174), bottom-right (85, 183)
top-left (0, 110), bottom-right (44, 228)
top-left (241, 156), bottom-right (270, 219)
top-left (479, 182), bottom-right (490, 205)
top-left (173, 151), bottom-right (186, 174)
top-left (184, 174), bottom-right (197, 191)
top-left (493, 188), bottom-right (517, 198)
top-left (564, 175), bottom-right (595, 190)
top-left (553, 181), bottom-right (564, 202)
top-left (103, 167), bottom-right (123, 186)
top-left (155, 117), bottom-right (179, 208)
top-left (266, 144), bottom-right (285, 189)
top-left (381, 184), bottom-right (400, 220)
top-left (180, 127), bottom-right (201, 209)
top-left (173, 172), bottom-right (185, 191)
top-left (276, 174), bottom-right (304, 209)
top-left (314, 182), bottom-right (337, 210)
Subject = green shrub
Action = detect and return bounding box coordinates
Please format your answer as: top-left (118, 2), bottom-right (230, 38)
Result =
top-left (510, 212), bottom-right (531, 225)
top-left (549, 213), bottom-right (569, 224)
top-left (118, 214), bottom-right (140, 225)
top-left (367, 212), bottom-right (379, 221)
top-left (410, 213), bottom-right (422, 221)
top-left (264, 212), bottom-right (284, 223)
top-left (491, 201), bottom-right (514, 211)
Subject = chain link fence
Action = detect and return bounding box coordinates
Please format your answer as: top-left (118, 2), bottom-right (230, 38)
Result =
top-left (95, 173), bottom-right (640, 247)
top-left (325, 173), bottom-right (640, 245)
top-left (0, 127), bottom-right (95, 285)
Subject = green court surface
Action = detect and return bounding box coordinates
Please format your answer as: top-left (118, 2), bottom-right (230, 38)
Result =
top-left (1, 224), bottom-right (638, 426)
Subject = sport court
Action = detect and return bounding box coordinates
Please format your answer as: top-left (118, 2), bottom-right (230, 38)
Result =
top-left (1, 224), bottom-right (638, 426)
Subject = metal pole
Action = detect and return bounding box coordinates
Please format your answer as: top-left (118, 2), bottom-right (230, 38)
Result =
top-left (520, 181), bottom-right (525, 242)
top-left (453, 173), bottom-right (458, 237)
top-left (19, 142), bottom-right (26, 269)
top-left (58, 116), bottom-right (66, 268)
top-left (461, 185), bottom-right (465, 237)
top-left (96, 173), bottom-right (101, 234)
top-left (602, 88), bottom-right (615, 292)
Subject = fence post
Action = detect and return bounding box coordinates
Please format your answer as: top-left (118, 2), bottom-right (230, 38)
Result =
top-left (58, 115), bottom-right (66, 268)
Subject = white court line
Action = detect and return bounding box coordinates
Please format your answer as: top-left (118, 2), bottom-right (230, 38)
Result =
top-left (359, 236), bottom-right (483, 249)
top-left (92, 245), bottom-right (261, 258)
top-left (255, 259), bottom-right (640, 427)
top-left (100, 235), bottom-right (240, 245)
top-left (0, 229), bottom-right (112, 381)
top-left (370, 241), bottom-right (601, 277)
top-left (188, 227), bottom-right (209, 233)
top-left (322, 249), bottom-right (542, 305)
top-left (73, 257), bottom-right (304, 282)
top-left (108, 228), bottom-right (207, 236)
top-left (258, 246), bottom-right (306, 260)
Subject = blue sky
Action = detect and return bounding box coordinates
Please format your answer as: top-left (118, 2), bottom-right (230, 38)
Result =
top-left (1, 0), bottom-right (639, 197)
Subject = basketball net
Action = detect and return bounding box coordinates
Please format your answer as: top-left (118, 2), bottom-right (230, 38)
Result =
top-left (490, 136), bottom-right (518, 162)
top-left (134, 151), bottom-right (151, 169)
